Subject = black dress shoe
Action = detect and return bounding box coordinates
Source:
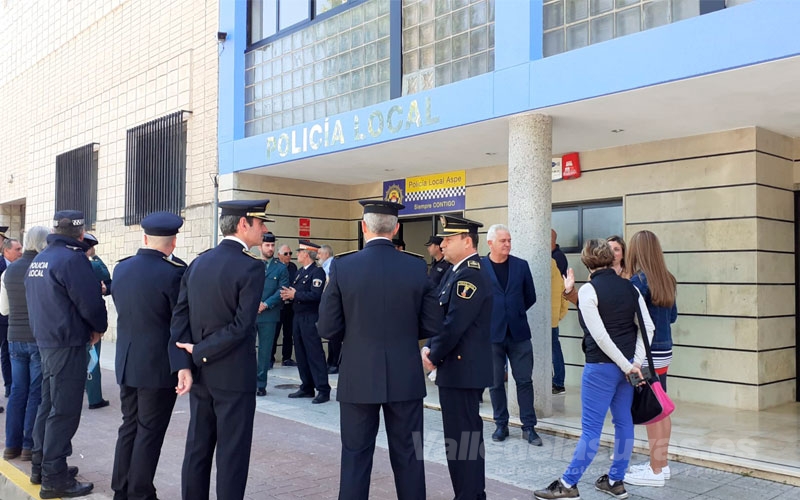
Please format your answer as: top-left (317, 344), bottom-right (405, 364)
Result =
top-left (282, 359), bottom-right (297, 367)
top-left (491, 425), bottom-right (509, 442)
top-left (311, 393), bottom-right (330, 404)
top-left (287, 390), bottom-right (315, 399)
top-left (256, 388), bottom-right (267, 397)
top-left (40, 479), bottom-right (93, 499)
top-left (523, 428), bottom-right (543, 446)
top-left (31, 465), bottom-right (79, 485)
top-left (88, 399), bottom-right (110, 410)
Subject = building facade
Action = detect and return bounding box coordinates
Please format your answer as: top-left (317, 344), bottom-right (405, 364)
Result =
top-left (2, 0), bottom-right (799, 413)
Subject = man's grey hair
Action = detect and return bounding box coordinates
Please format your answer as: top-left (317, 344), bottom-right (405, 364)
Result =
top-left (278, 244), bottom-right (291, 253)
top-left (306, 250), bottom-right (318, 261)
top-left (487, 224), bottom-right (510, 242)
top-left (319, 245), bottom-right (334, 258)
top-left (23, 226), bottom-right (49, 253)
top-left (363, 213), bottom-right (397, 236)
top-left (2, 238), bottom-right (20, 254)
top-left (218, 215), bottom-right (241, 236)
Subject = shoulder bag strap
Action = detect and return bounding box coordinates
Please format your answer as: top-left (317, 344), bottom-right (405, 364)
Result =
top-left (632, 283), bottom-right (656, 378)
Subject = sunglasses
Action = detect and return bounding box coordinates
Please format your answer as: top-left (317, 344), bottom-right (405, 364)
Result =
top-left (281, 251), bottom-right (292, 256)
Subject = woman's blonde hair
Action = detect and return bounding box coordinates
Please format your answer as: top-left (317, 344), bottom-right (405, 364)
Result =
top-left (581, 239), bottom-right (614, 270)
top-left (627, 230), bottom-right (676, 307)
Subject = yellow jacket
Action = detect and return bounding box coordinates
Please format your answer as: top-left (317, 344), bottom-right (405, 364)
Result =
top-left (551, 259), bottom-right (569, 327)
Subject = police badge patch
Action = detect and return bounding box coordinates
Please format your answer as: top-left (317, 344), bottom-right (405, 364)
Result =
top-left (456, 281), bottom-right (477, 299)
top-left (312, 278), bottom-right (323, 288)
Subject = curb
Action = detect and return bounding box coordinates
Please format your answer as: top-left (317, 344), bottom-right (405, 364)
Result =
top-left (0, 459), bottom-right (45, 500)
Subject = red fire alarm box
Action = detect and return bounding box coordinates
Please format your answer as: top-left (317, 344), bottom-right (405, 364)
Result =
top-left (562, 152), bottom-right (581, 180)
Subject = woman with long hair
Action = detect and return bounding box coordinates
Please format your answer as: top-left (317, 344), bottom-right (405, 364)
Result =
top-left (607, 235), bottom-right (630, 279)
top-left (623, 230), bottom-right (678, 488)
top-left (534, 239), bottom-right (654, 500)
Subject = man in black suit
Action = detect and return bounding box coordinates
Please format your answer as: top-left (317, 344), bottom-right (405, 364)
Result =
top-left (280, 240), bottom-right (330, 404)
top-left (422, 215), bottom-right (493, 500)
top-left (273, 243), bottom-right (297, 366)
top-left (318, 200), bottom-right (441, 500)
top-left (170, 199), bottom-right (271, 500)
top-left (111, 211), bottom-right (187, 500)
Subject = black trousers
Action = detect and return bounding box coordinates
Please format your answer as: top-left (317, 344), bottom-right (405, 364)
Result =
top-left (31, 346), bottom-right (86, 488)
top-left (438, 387), bottom-right (487, 500)
top-left (272, 304), bottom-right (294, 362)
top-left (112, 385), bottom-right (177, 500)
top-left (326, 337), bottom-right (342, 368)
top-left (0, 323), bottom-right (11, 390)
top-left (339, 400), bottom-right (425, 500)
top-left (292, 313), bottom-right (330, 394)
top-left (181, 381), bottom-right (256, 500)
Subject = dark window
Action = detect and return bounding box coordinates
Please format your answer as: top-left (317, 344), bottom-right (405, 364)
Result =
top-left (552, 200), bottom-right (622, 253)
top-left (248, 0), bottom-right (356, 45)
top-left (124, 111), bottom-right (188, 226)
top-left (55, 144), bottom-right (98, 229)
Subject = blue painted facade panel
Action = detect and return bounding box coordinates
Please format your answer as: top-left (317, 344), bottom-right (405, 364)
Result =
top-left (220, 0), bottom-right (800, 174)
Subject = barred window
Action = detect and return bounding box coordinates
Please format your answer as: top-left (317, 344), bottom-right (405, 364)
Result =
top-left (124, 111), bottom-right (189, 226)
top-left (55, 143), bottom-right (98, 229)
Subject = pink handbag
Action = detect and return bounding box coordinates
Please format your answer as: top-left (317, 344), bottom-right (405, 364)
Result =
top-left (631, 292), bottom-right (675, 425)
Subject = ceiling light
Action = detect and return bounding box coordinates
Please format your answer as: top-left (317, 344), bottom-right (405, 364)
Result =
top-left (485, 152), bottom-right (497, 156)
top-left (611, 129), bottom-right (624, 133)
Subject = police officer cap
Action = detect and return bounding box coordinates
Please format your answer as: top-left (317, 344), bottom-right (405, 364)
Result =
top-left (53, 210), bottom-right (85, 228)
top-left (0, 226), bottom-right (7, 238)
top-left (359, 199), bottom-right (405, 216)
top-left (83, 233), bottom-right (99, 247)
top-left (435, 215), bottom-right (483, 237)
top-left (141, 211), bottom-right (184, 236)
top-left (424, 236), bottom-right (443, 246)
top-left (297, 239), bottom-right (321, 251)
top-left (262, 232), bottom-right (276, 243)
top-left (392, 238), bottom-right (405, 248)
top-left (219, 199), bottom-right (275, 222)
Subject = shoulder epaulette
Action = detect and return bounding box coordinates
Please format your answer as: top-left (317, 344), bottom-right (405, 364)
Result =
top-left (401, 250), bottom-right (426, 260)
top-left (467, 260), bottom-right (481, 269)
top-left (117, 255), bottom-right (134, 263)
top-left (66, 245), bottom-right (84, 252)
top-left (163, 256), bottom-right (186, 267)
top-left (198, 248), bottom-right (212, 256)
top-left (335, 250), bottom-right (358, 259)
top-left (243, 249), bottom-right (261, 260)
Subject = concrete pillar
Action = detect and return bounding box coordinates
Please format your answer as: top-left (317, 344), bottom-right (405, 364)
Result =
top-left (507, 114), bottom-right (553, 419)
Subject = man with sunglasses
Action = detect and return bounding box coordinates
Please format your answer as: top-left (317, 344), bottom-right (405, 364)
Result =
top-left (273, 245), bottom-right (297, 367)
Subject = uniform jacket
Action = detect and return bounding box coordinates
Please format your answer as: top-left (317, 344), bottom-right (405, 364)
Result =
top-left (112, 248), bottom-right (186, 388)
top-left (317, 238), bottom-right (441, 404)
top-left (428, 253), bottom-right (493, 389)
top-left (90, 255), bottom-right (112, 295)
top-left (429, 256), bottom-right (452, 290)
top-left (169, 239), bottom-right (265, 392)
top-left (25, 234), bottom-right (108, 348)
top-left (291, 263), bottom-right (326, 315)
top-left (481, 254), bottom-right (536, 343)
top-left (0, 258), bottom-right (8, 327)
top-left (257, 257), bottom-right (289, 323)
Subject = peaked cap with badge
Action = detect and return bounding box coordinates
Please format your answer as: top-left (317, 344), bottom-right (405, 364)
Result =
top-left (219, 199), bottom-right (275, 222)
top-left (0, 226), bottom-right (8, 238)
top-left (262, 232), bottom-right (276, 243)
top-left (296, 239), bottom-right (321, 251)
top-left (436, 215), bottom-right (483, 237)
top-left (53, 209), bottom-right (86, 228)
top-left (141, 211), bottom-right (184, 236)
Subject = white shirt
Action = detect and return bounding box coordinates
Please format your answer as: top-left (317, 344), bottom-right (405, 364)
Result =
top-left (451, 252), bottom-right (478, 272)
top-left (223, 235), bottom-right (248, 250)
top-left (321, 257), bottom-right (332, 276)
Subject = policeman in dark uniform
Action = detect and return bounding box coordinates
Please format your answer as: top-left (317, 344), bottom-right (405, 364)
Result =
top-left (110, 211), bottom-right (186, 500)
top-left (318, 200), bottom-right (441, 500)
top-left (279, 240), bottom-right (330, 404)
top-left (26, 210), bottom-right (107, 498)
top-left (169, 199), bottom-right (271, 500)
top-left (425, 235), bottom-right (452, 289)
top-left (422, 215), bottom-right (493, 500)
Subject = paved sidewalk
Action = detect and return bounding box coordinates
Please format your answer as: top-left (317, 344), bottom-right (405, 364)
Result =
top-left (0, 348), bottom-right (797, 499)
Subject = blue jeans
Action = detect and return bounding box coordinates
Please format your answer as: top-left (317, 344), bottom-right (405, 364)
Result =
top-left (552, 327), bottom-right (565, 388)
top-left (489, 336), bottom-right (537, 429)
top-left (562, 362), bottom-right (634, 486)
top-left (6, 341), bottom-right (42, 450)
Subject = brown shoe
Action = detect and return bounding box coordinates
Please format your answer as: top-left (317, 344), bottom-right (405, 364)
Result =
top-left (3, 447), bottom-right (21, 460)
top-left (534, 479), bottom-right (580, 499)
top-left (20, 449), bottom-right (32, 461)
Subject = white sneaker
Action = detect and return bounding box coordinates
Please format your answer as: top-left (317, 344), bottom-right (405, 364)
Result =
top-left (624, 464), bottom-right (665, 487)
top-left (629, 463), bottom-right (670, 480)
